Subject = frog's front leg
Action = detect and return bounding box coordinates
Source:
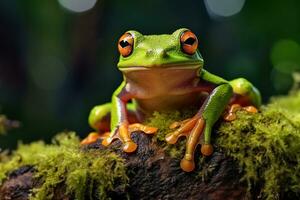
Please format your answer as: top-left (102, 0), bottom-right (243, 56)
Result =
top-left (80, 103), bottom-right (141, 145)
top-left (166, 83), bottom-right (233, 172)
top-left (101, 82), bottom-right (158, 153)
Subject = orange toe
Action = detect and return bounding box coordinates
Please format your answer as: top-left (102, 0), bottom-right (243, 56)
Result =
top-left (123, 141), bottom-right (137, 153)
top-left (223, 113), bottom-right (237, 121)
top-left (143, 126), bottom-right (158, 134)
top-left (81, 132), bottom-right (102, 145)
top-left (169, 121), bottom-right (181, 129)
top-left (244, 106), bottom-right (258, 113)
top-left (180, 157), bottom-right (195, 172)
top-left (201, 144), bottom-right (214, 156)
top-left (128, 123), bottom-right (158, 134)
top-left (101, 136), bottom-right (114, 147)
top-left (165, 132), bottom-right (181, 144)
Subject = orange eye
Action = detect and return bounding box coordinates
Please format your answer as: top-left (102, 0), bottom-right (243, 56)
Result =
top-left (118, 32), bottom-right (134, 57)
top-left (180, 30), bottom-right (198, 55)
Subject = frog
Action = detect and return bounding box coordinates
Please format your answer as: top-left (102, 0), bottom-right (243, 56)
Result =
top-left (81, 28), bottom-right (261, 172)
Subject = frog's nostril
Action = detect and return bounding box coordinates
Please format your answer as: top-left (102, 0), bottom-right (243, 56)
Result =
top-left (157, 49), bottom-right (168, 58)
top-left (146, 49), bottom-right (154, 56)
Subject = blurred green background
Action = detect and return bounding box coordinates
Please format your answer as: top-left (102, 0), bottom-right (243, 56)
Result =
top-left (0, 0), bottom-right (300, 148)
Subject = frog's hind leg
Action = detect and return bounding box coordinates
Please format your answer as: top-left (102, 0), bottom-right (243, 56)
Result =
top-left (81, 103), bottom-right (138, 145)
top-left (224, 78), bottom-right (261, 121)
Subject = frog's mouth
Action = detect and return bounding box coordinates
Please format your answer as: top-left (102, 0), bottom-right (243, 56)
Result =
top-left (119, 64), bottom-right (201, 72)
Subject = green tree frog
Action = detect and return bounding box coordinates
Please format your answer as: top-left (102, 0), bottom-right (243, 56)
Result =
top-left (81, 28), bottom-right (261, 172)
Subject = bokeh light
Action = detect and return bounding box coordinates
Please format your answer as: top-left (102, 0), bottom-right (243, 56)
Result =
top-left (1, 0), bottom-right (299, 148)
top-left (271, 68), bottom-right (293, 93)
top-left (204, 0), bottom-right (246, 18)
top-left (270, 39), bottom-right (300, 92)
top-left (58, 0), bottom-right (97, 13)
top-left (271, 39), bottom-right (300, 73)
top-left (29, 56), bottom-right (67, 91)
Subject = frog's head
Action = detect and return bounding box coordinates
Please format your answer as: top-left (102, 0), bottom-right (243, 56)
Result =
top-left (117, 28), bottom-right (204, 71)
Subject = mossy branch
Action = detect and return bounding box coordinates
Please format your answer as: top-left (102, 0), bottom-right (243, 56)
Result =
top-left (146, 92), bottom-right (300, 199)
top-left (1, 92), bottom-right (300, 199)
top-left (217, 92), bottom-right (300, 199)
top-left (0, 133), bottom-right (128, 200)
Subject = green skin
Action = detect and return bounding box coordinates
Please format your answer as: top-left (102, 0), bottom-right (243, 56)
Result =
top-left (87, 28), bottom-right (261, 171)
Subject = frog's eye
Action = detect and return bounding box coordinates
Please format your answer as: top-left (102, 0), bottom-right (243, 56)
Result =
top-left (180, 30), bottom-right (198, 55)
top-left (118, 32), bottom-right (134, 57)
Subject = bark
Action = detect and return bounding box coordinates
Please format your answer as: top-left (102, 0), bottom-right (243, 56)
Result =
top-left (0, 132), bottom-right (253, 200)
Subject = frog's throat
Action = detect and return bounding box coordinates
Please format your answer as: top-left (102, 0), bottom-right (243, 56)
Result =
top-left (119, 64), bottom-right (202, 72)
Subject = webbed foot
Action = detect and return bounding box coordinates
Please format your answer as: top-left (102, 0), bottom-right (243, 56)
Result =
top-left (101, 122), bottom-right (158, 153)
top-left (166, 116), bottom-right (211, 172)
top-left (223, 104), bottom-right (258, 121)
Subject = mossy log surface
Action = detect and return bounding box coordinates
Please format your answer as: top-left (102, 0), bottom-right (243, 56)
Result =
top-left (1, 92), bottom-right (300, 200)
top-left (0, 166), bottom-right (69, 200)
top-left (0, 132), bottom-right (248, 200)
top-left (89, 133), bottom-right (250, 200)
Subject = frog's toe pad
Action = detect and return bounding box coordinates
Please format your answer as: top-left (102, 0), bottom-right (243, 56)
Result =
top-left (244, 106), bottom-right (258, 113)
top-left (102, 136), bottom-right (114, 147)
top-left (123, 141), bottom-right (137, 153)
top-left (223, 113), bottom-right (237, 121)
top-left (165, 133), bottom-right (178, 144)
top-left (180, 157), bottom-right (195, 172)
top-left (169, 121), bottom-right (181, 129)
top-left (201, 144), bottom-right (213, 156)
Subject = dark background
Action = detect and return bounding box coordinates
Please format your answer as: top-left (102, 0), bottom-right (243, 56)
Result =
top-left (0, 0), bottom-right (299, 148)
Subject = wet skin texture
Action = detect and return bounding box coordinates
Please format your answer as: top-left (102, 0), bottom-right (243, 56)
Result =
top-left (81, 28), bottom-right (261, 172)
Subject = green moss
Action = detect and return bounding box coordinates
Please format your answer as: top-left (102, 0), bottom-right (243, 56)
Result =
top-left (217, 92), bottom-right (300, 199)
top-left (146, 109), bottom-right (195, 158)
top-left (2, 92), bottom-right (300, 199)
top-left (146, 92), bottom-right (300, 199)
top-left (0, 132), bottom-right (128, 200)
